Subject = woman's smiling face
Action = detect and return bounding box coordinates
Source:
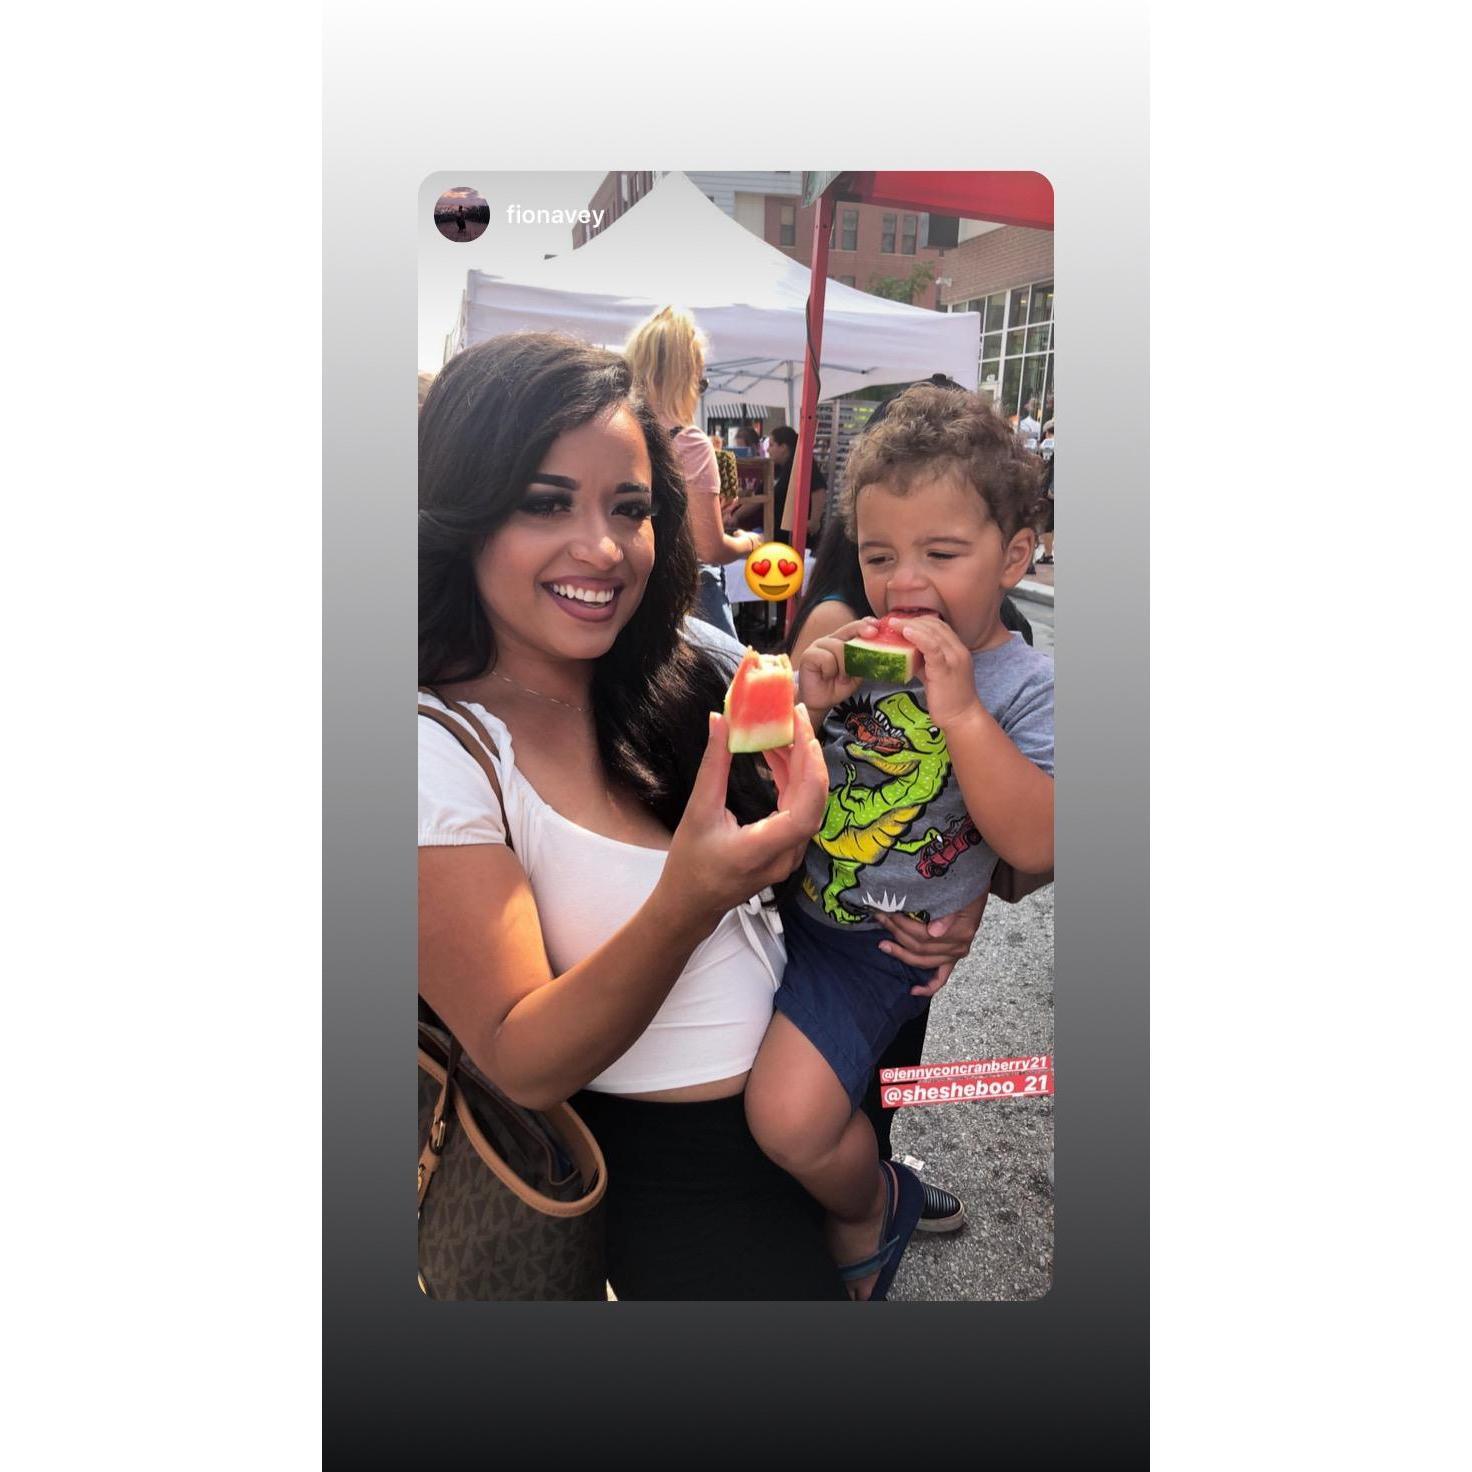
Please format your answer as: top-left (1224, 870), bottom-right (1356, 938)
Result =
top-left (473, 405), bottom-right (657, 663)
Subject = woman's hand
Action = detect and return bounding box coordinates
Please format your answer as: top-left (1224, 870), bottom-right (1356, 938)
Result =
top-left (872, 889), bottom-right (991, 997)
top-left (662, 704), bottom-right (829, 925)
top-left (897, 616), bottom-right (984, 729)
top-left (797, 615), bottom-right (878, 716)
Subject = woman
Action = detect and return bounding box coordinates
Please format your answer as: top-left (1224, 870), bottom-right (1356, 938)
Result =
top-left (418, 334), bottom-right (981, 1299)
top-left (623, 306), bottom-right (762, 639)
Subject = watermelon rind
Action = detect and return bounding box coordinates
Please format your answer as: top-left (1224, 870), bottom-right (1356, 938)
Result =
top-left (727, 717), bottom-right (795, 754)
top-left (843, 638), bottom-right (918, 683)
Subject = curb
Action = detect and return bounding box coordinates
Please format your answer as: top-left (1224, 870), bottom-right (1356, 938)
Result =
top-left (1012, 577), bottom-right (1054, 608)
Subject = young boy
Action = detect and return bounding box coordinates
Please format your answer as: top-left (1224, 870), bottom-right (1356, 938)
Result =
top-left (744, 384), bottom-right (1055, 1300)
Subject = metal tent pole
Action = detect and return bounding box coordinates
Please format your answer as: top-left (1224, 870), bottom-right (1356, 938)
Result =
top-left (786, 185), bottom-right (837, 634)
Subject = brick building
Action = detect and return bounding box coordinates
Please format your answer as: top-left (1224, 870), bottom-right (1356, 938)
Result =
top-left (573, 171), bottom-right (956, 311)
top-left (572, 172), bottom-right (1055, 418)
top-left (571, 171), bottom-right (658, 248)
top-left (936, 225), bottom-right (1055, 420)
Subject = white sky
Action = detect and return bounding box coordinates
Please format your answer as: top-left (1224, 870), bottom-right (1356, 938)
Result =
top-left (418, 171), bottom-right (605, 372)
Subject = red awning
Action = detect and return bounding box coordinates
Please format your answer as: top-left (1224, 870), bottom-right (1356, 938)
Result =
top-left (833, 171), bottom-right (1053, 232)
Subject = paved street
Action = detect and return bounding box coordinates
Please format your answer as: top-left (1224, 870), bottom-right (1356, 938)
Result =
top-left (888, 881), bottom-right (1054, 1301)
top-left (891, 581), bottom-right (1054, 1301)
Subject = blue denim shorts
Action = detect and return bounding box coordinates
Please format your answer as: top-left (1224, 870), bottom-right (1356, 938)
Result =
top-left (774, 902), bottom-right (932, 1110)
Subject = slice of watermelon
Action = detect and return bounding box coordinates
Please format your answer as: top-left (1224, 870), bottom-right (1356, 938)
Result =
top-left (844, 614), bottom-right (920, 683)
top-left (723, 648), bottom-right (795, 753)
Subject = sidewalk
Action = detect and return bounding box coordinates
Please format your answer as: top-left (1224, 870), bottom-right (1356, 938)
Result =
top-left (1013, 560), bottom-right (1054, 607)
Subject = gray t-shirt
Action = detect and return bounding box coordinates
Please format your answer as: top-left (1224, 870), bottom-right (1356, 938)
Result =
top-left (795, 632), bottom-right (1054, 930)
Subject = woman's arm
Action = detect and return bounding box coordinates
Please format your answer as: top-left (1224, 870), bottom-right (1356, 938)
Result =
top-left (687, 481), bottom-right (762, 565)
top-left (873, 887), bottom-right (991, 997)
top-left (677, 431), bottom-right (762, 565)
top-left (420, 709), bottom-right (830, 1109)
top-left (420, 845), bottom-right (723, 1109)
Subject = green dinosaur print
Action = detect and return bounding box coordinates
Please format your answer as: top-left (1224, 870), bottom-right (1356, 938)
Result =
top-left (805, 692), bottom-right (951, 925)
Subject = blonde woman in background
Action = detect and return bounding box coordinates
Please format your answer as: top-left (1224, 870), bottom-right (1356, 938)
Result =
top-left (624, 306), bottom-right (763, 638)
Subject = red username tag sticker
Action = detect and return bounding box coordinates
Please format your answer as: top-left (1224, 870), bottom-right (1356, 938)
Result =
top-left (878, 1055), bottom-right (1054, 1109)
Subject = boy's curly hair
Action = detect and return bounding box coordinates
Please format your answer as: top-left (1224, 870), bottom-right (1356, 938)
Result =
top-left (841, 384), bottom-right (1045, 540)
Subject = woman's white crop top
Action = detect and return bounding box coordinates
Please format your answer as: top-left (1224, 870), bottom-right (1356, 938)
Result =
top-left (417, 694), bottom-right (784, 1094)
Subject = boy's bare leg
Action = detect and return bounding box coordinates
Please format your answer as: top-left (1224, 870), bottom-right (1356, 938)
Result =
top-left (745, 1012), bottom-right (891, 1300)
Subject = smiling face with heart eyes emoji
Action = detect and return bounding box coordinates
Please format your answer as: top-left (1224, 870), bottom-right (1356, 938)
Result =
top-left (742, 540), bottom-right (805, 601)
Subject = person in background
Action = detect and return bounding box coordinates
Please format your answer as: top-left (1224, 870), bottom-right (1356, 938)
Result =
top-left (1039, 421), bottom-right (1055, 461)
top-left (710, 432), bottom-right (725, 453)
top-left (769, 425), bottom-right (827, 543)
top-left (624, 306), bottom-right (764, 639)
top-left (1017, 403), bottom-right (1041, 452)
top-left (732, 425), bottom-right (761, 459)
top-left (1037, 453), bottom-right (1055, 565)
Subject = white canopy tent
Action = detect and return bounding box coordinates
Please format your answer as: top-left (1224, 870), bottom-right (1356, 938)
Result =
top-left (452, 172), bottom-right (980, 420)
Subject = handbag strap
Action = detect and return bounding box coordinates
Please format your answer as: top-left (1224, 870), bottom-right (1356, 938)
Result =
top-left (417, 1034), bottom-right (462, 1217)
top-left (417, 687), bottom-right (520, 1214)
top-left (417, 1045), bottom-right (607, 1218)
top-left (418, 686), bottom-right (512, 851)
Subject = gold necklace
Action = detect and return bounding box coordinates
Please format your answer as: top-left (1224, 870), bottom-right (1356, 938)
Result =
top-left (490, 669), bottom-right (589, 714)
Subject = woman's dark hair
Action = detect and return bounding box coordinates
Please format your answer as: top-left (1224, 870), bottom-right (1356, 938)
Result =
top-left (782, 514), bottom-right (871, 654)
top-left (769, 425), bottom-right (799, 453)
top-left (420, 331), bottom-right (774, 830)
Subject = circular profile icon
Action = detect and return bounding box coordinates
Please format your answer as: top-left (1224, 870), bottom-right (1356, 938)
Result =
top-left (433, 187), bottom-right (489, 243)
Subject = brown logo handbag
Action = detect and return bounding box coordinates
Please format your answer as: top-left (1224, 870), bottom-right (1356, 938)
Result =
top-left (417, 693), bottom-right (608, 1300)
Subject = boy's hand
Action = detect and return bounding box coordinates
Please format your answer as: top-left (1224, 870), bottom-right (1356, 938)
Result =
top-left (797, 615), bottom-right (877, 715)
top-left (898, 617), bottom-right (983, 729)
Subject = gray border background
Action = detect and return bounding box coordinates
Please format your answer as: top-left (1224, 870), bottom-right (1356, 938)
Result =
top-left (326, 7), bottom-right (1146, 1457)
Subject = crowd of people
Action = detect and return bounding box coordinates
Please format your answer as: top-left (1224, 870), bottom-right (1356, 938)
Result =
top-left (1009, 396), bottom-right (1056, 567)
top-left (416, 306), bottom-right (1055, 1301)
top-left (704, 385), bottom-right (1053, 571)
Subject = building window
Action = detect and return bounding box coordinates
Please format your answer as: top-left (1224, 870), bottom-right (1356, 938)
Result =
top-left (988, 279), bottom-right (1054, 418)
top-left (780, 205), bottom-right (796, 247)
top-left (840, 209), bottom-right (858, 251)
top-left (838, 275), bottom-right (856, 287)
top-left (881, 213), bottom-right (897, 253)
top-left (902, 214), bottom-right (918, 255)
top-left (926, 213), bottom-right (960, 248)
